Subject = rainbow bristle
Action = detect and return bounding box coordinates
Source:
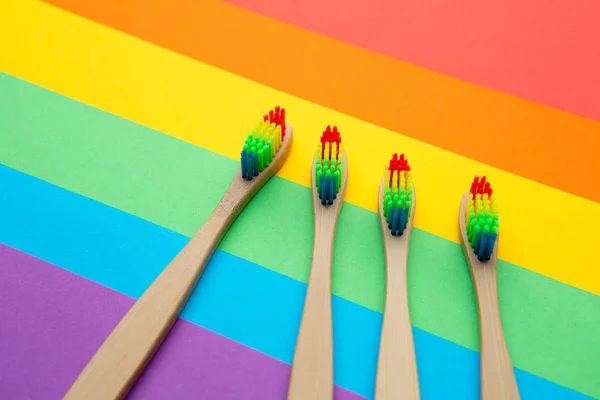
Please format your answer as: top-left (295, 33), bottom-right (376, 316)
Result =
top-left (240, 106), bottom-right (287, 180)
top-left (465, 176), bottom-right (499, 262)
top-left (383, 153), bottom-right (413, 236)
top-left (315, 126), bottom-right (343, 205)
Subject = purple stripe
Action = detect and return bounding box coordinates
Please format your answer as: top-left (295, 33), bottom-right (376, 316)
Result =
top-left (0, 244), bottom-right (364, 400)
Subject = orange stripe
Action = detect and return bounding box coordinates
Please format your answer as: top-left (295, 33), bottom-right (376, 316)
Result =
top-left (44, 0), bottom-right (600, 203)
top-left (228, 0), bottom-right (600, 121)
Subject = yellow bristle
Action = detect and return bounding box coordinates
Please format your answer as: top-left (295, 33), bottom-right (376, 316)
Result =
top-left (483, 199), bottom-right (490, 213)
top-left (391, 172), bottom-right (398, 190)
top-left (492, 202), bottom-right (499, 214)
top-left (385, 169), bottom-right (391, 188)
top-left (269, 124), bottom-right (278, 151)
top-left (475, 198), bottom-right (483, 215)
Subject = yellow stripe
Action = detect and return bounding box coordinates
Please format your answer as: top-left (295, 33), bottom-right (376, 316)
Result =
top-left (2, 1), bottom-right (599, 295)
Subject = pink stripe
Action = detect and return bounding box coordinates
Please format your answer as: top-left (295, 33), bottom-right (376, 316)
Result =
top-left (0, 244), bottom-right (363, 400)
top-left (226, 0), bottom-right (600, 120)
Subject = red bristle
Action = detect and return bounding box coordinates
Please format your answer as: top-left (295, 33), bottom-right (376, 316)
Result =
top-left (320, 125), bottom-right (342, 162)
top-left (263, 114), bottom-right (268, 122)
top-left (483, 181), bottom-right (490, 195)
top-left (332, 126), bottom-right (341, 159)
top-left (388, 153), bottom-right (399, 188)
top-left (280, 108), bottom-right (286, 139)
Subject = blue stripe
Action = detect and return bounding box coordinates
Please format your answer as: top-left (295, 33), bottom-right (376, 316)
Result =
top-left (0, 164), bottom-right (589, 400)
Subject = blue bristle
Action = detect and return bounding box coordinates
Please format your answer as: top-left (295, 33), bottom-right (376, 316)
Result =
top-left (474, 231), bottom-right (482, 255)
top-left (319, 175), bottom-right (325, 203)
top-left (332, 176), bottom-right (338, 199)
top-left (246, 152), bottom-right (254, 180)
top-left (484, 233), bottom-right (497, 261)
top-left (403, 207), bottom-right (409, 229)
top-left (388, 205), bottom-right (395, 229)
top-left (477, 233), bottom-right (488, 261)
top-left (479, 232), bottom-right (489, 258)
top-left (241, 150), bottom-right (247, 179)
top-left (398, 206), bottom-right (405, 235)
top-left (391, 208), bottom-right (400, 235)
top-left (321, 176), bottom-right (329, 205)
top-left (253, 153), bottom-right (259, 176)
top-left (328, 177), bottom-right (334, 204)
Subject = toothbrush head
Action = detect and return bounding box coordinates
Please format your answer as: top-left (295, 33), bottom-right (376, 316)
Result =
top-left (240, 106), bottom-right (287, 180)
top-left (463, 176), bottom-right (500, 262)
top-left (382, 153), bottom-right (414, 236)
top-left (314, 126), bottom-right (344, 205)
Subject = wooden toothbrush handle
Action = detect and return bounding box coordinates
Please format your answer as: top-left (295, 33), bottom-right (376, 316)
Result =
top-left (64, 185), bottom-right (246, 400)
top-left (288, 227), bottom-right (335, 400)
top-left (375, 240), bottom-right (420, 400)
top-left (473, 267), bottom-right (520, 400)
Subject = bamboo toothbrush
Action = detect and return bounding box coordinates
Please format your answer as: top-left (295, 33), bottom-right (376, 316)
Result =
top-left (374, 153), bottom-right (420, 400)
top-left (459, 176), bottom-right (520, 400)
top-left (64, 107), bottom-right (293, 400)
top-left (288, 126), bottom-right (347, 400)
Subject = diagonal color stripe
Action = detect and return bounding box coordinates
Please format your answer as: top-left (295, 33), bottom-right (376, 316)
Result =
top-left (1, 73), bottom-right (599, 395)
top-left (1, 152), bottom-right (599, 397)
top-left (0, 244), bottom-right (362, 400)
top-left (0, 167), bottom-right (594, 399)
top-left (0, 3), bottom-right (599, 296)
top-left (225, 0), bottom-right (600, 120)
top-left (41, 0), bottom-right (600, 204)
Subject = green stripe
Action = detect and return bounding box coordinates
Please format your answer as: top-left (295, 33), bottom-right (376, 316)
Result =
top-left (1, 72), bottom-right (598, 397)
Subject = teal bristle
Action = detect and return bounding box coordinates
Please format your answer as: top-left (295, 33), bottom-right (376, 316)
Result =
top-left (383, 153), bottom-right (413, 236)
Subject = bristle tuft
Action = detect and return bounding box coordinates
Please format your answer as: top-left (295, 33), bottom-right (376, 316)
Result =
top-left (315, 126), bottom-right (343, 205)
top-left (465, 176), bottom-right (499, 261)
top-left (241, 107), bottom-right (286, 180)
top-left (383, 153), bottom-right (413, 236)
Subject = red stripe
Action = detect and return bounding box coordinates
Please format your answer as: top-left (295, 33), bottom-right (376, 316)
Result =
top-left (227, 0), bottom-right (600, 120)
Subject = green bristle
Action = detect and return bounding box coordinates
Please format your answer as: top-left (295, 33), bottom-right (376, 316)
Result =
top-left (267, 140), bottom-right (273, 163)
top-left (471, 224), bottom-right (481, 246)
top-left (467, 211), bottom-right (476, 235)
top-left (257, 148), bottom-right (264, 171)
top-left (485, 217), bottom-right (493, 229)
top-left (400, 193), bottom-right (406, 208)
top-left (334, 170), bottom-right (341, 192)
top-left (316, 169), bottom-right (322, 190)
top-left (384, 192), bottom-right (391, 217)
top-left (406, 200), bottom-right (412, 216)
top-left (483, 224), bottom-right (491, 235)
top-left (259, 139), bottom-right (267, 166)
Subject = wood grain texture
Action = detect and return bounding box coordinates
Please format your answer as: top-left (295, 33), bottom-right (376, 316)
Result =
top-left (63, 125), bottom-right (293, 400)
top-left (459, 192), bottom-right (520, 400)
top-left (375, 176), bottom-right (420, 400)
top-left (287, 150), bottom-right (348, 400)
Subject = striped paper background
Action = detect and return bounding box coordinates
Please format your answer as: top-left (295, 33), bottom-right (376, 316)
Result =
top-left (1, 1), bottom-right (599, 399)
